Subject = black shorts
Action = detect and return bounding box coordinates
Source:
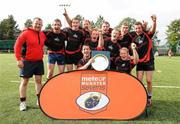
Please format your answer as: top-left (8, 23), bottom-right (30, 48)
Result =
top-left (65, 52), bottom-right (83, 65)
top-left (136, 60), bottom-right (155, 71)
top-left (20, 60), bottom-right (44, 78)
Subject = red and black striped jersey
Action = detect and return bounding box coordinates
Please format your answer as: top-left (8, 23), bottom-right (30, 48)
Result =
top-left (104, 40), bottom-right (121, 58)
top-left (118, 33), bottom-right (133, 49)
top-left (84, 38), bottom-right (98, 50)
top-left (132, 32), bottom-right (154, 63)
top-left (77, 57), bottom-right (92, 70)
top-left (82, 29), bottom-right (91, 39)
top-left (63, 27), bottom-right (85, 53)
top-left (115, 57), bottom-right (131, 73)
top-left (44, 30), bottom-right (67, 53)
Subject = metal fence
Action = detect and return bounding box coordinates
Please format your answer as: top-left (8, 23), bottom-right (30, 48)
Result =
top-left (0, 40), bottom-right (15, 53)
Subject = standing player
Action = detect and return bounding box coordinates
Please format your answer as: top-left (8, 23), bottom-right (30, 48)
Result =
top-left (133, 15), bottom-right (157, 106)
top-left (14, 17), bottom-right (46, 111)
top-left (101, 21), bottom-right (112, 39)
top-left (84, 28), bottom-right (104, 50)
top-left (44, 19), bottom-right (67, 79)
top-left (168, 49), bottom-right (173, 58)
top-left (118, 23), bottom-right (133, 49)
top-left (63, 8), bottom-right (91, 38)
top-left (63, 17), bottom-right (85, 71)
top-left (104, 29), bottom-right (121, 70)
top-left (81, 19), bottom-right (91, 38)
top-left (118, 21), bottom-right (149, 50)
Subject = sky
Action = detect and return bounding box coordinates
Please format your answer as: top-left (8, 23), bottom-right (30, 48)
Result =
top-left (0, 0), bottom-right (180, 45)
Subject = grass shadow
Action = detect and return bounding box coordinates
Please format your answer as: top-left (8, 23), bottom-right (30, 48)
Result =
top-left (136, 99), bottom-right (180, 122)
top-left (26, 106), bottom-right (39, 110)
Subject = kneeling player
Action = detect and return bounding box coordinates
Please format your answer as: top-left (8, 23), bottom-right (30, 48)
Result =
top-left (115, 43), bottom-right (139, 74)
top-left (77, 44), bottom-right (94, 70)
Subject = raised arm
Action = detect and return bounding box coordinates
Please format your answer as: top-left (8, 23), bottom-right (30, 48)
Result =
top-left (131, 43), bottom-right (139, 64)
top-left (97, 30), bottom-right (104, 49)
top-left (63, 8), bottom-right (72, 27)
top-left (149, 14), bottom-right (157, 34)
top-left (142, 20), bottom-right (148, 31)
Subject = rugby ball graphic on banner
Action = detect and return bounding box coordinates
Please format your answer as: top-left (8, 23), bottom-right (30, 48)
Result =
top-left (39, 70), bottom-right (147, 120)
top-left (76, 92), bottom-right (109, 111)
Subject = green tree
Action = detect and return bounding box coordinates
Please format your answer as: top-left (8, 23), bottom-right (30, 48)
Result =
top-left (166, 19), bottom-right (180, 53)
top-left (24, 19), bottom-right (32, 28)
top-left (90, 21), bottom-right (95, 28)
top-left (152, 31), bottom-right (161, 54)
top-left (94, 15), bottom-right (105, 29)
top-left (75, 14), bottom-right (84, 27)
top-left (45, 23), bottom-right (52, 30)
top-left (0, 15), bottom-right (19, 40)
top-left (0, 21), bottom-right (6, 39)
top-left (116, 17), bottom-right (137, 31)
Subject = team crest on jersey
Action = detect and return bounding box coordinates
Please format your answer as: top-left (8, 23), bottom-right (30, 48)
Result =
top-left (108, 45), bottom-right (113, 50)
top-left (138, 40), bottom-right (143, 44)
top-left (135, 36), bottom-right (144, 44)
top-left (54, 37), bottom-right (60, 41)
top-left (76, 72), bottom-right (109, 114)
top-left (121, 63), bottom-right (126, 67)
top-left (73, 34), bottom-right (78, 38)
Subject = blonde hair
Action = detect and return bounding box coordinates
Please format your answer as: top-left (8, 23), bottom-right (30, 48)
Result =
top-left (120, 47), bottom-right (129, 54)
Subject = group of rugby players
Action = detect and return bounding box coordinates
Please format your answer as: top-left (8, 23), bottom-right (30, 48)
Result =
top-left (14, 9), bottom-right (156, 111)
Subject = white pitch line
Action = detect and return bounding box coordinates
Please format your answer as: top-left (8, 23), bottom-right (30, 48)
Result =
top-left (143, 85), bottom-right (180, 89)
top-left (10, 81), bottom-right (46, 83)
top-left (153, 86), bottom-right (180, 89)
top-left (10, 80), bottom-right (180, 88)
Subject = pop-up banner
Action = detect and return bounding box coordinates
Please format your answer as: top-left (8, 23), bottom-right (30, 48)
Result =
top-left (39, 70), bottom-right (147, 120)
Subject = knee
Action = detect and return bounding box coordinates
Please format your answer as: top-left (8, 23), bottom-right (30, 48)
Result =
top-left (48, 73), bottom-right (53, 77)
top-left (35, 77), bottom-right (42, 84)
top-left (137, 75), bottom-right (143, 82)
top-left (36, 79), bottom-right (42, 84)
top-left (48, 70), bottom-right (54, 76)
top-left (20, 79), bottom-right (29, 87)
top-left (147, 80), bottom-right (152, 85)
top-left (47, 73), bottom-right (53, 79)
top-left (22, 82), bottom-right (28, 87)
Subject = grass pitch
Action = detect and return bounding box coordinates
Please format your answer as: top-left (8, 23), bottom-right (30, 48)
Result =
top-left (0, 54), bottom-right (180, 124)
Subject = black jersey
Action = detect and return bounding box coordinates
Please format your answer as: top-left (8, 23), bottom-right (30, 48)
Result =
top-left (77, 58), bottom-right (92, 69)
top-left (83, 29), bottom-right (91, 39)
top-left (104, 40), bottom-right (121, 70)
top-left (44, 31), bottom-right (66, 52)
top-left (84, 38), bottom-right (98, 50)
top-left (118, 33), bottom-right (132, 49)
top-left (115, 57), bottom-right (132, 73)
top-left (63, 28), bottom-right (85, 53)
top-left (132, 32), bottom-right (154, 63)
top-left (79, 27), bottom-right (91, 39)
top-left (103, 33), bottom-right (111, 40)
top-left (104, 40), bottom-right (121, 58)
